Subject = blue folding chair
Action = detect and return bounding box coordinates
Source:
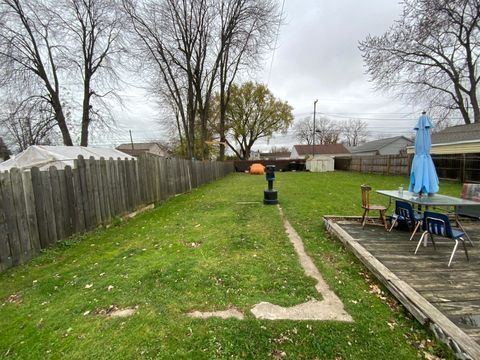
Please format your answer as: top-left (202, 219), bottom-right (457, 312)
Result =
top-left (415, 211), bottom-right (469, 267)
top-left (388, 201), bottom-right (423, 240)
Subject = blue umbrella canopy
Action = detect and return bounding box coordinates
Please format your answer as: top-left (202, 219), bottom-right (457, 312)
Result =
top-left (408, 113), bottom-right (439, 194)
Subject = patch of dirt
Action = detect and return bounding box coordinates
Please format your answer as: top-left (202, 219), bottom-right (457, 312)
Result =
top-left (95, 305), bottom-right (138, 317)
top-left (187, 307), bottom-right (244, 320)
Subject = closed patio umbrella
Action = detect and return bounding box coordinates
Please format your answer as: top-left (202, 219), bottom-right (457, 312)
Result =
top-left (408, 112), bottom-right (439, 195)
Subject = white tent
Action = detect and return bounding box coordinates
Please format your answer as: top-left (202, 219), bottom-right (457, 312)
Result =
top-left (0, 145), bottom-right (135, 171)
top-left (306, 155), bottom-right (335, 172)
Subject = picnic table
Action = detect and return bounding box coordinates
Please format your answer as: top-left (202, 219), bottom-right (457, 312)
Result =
top-left (377, 190), bottom-right (480, 244)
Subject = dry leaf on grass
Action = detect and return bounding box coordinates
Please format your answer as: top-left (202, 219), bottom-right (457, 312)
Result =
top-left (6, 293), bottom-right (22, 304)
top-left (387, 319), bottom-right (397, 330)
top-left (271, 350), bottom-right (286, 359)
top-left (423, 351), bottom-right (444, 360)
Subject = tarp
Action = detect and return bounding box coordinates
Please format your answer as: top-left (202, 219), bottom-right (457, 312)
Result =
top-left (0, 145), bottom-right (134, 171)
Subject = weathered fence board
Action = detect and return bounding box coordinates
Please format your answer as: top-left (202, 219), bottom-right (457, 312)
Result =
top-left (1, 171), bottom-right (22, 265)
top-left (64, 166), bottom-right (76, 236)
top-left (49, 166), bottom-right (65, 241)
top-left (336, 153), bottom-right (480, 182)
top-left (89, 157), bottom-right (102, 226)
top-left (41, 170), bottom-right (58, 245)
top-left (78, 156), bottom-right (93, 230)
top-left (0, 155), bottom-right (234, 272)
top-left (335, 155), bottom-right (410, 176)
top-left (21, 171), bottom-right (40, 253)
top-left (31, 167), bottom-right (49, 248)
top-left (11, 169), bottom-right (32, 261)
top-left (0, 174), bottom-right (13, 270)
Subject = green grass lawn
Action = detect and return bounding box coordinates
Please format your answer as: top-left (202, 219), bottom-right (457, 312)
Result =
top-left (0, 171), bottom-right (461, 359)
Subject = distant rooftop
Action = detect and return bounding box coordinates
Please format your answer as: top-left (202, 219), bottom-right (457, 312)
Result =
top-left (431, 123), bottom-right (480, 144)
top-left (349, 136), bottom-right (412, 153)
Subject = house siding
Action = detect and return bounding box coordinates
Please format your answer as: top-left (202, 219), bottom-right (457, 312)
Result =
top-left (378, 138), bottom-right (411, 155)
top-left (290, 148), bottom-right (300, 159)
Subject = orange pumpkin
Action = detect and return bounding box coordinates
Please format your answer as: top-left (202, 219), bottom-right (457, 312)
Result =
top-left (249, 163), bottom-right (265, 175)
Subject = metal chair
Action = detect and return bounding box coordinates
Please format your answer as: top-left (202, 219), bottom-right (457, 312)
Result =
top-left (360, 184), bottom-right (387, 230)
top-left (415, 211), bottom-right (469, 267)
top-left (388, 201), bottom-right (423, 240)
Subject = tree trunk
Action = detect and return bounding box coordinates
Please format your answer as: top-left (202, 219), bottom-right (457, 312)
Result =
top-left (187, 80), bottom-right (196, 159)
top-left (470, 92), bottom-right (480, 123)
top-left (200, 101), bottom-right (210, 160)
top-left (51, 95), bottom-right (73, 146)
top-left (219, 86), bottom-right (226, 161)
top-left (80, 78), bottom-right (91, 147)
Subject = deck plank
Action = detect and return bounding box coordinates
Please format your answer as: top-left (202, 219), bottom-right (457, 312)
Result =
top-left (326, 217), bottom-right (480, 358)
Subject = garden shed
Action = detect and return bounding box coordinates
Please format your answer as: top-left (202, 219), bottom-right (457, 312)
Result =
top-left (0, 145), bottom-right (134, 171)
top-left (306, 156), bottom-right (334, 172)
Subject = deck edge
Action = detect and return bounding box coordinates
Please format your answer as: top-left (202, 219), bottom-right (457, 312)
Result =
top-left (324, 215), bottom-right (480, 360)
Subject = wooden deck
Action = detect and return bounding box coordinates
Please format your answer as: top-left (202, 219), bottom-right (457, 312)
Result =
top-left (324, 216), bottom-right (480, 360)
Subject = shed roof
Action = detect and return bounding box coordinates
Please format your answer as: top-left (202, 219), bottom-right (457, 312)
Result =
top-left (293, 144), bottom-right (350, 155)
top-left (431, 123), bottom-right (480, 144)
top-left (349, 136), bottom-right (412, 154)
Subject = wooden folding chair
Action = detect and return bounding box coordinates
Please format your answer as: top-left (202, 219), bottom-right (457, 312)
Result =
top-left (361, 184), bottom-right (387, 230)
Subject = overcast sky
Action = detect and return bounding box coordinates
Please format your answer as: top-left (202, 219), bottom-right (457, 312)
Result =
top-left (105, 0), bottom-right (422, 151)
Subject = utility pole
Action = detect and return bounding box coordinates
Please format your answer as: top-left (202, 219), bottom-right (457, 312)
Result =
top-left (312, 99), bottom-right (318, 158)
top-left (129, 130), bottom-right (134, 150)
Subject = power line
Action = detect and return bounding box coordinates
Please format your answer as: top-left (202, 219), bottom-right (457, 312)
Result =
top-left (267, 0), bottom-right (286, 85)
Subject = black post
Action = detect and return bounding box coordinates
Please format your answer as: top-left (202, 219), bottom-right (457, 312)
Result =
top-left (263, 165), bottom-right (278, 205)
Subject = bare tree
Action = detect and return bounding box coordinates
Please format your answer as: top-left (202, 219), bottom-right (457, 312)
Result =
top-left (0, 0), bottom-right (125, 146)
top-left (293, 115), bottom-right (340, 145)
top-left (341, 118), bottom-right (368, 147)
top-left (315, 116), bottom-right (341, 144)
top-left (359, 0), bottom-right (480, 124)
top-left (57, 0), bottom-right (126, 146)
top-left (1, 94), bottom-right (57, 151)
top-left (215, 0), bottom-right (281, 160)
top-left (293, 117), bottom-right (315, 145)
top-left (0, 0), bottom-right (73, 145)
top-left (124, 0), bottom-right (281, 160)
top-left (124, 0), bottom-right (204, 159)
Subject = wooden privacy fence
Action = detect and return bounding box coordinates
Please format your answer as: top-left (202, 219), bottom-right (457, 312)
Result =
top-left (0, 155), bottom-right (234, 271)
top-left (336, 153), bottom-right (479, 182)
top-left (335, 155), bottom-right (410, 176)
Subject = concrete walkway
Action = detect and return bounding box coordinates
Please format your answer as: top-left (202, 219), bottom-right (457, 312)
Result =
top-left (189, 205), bottom-right (352, 322)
